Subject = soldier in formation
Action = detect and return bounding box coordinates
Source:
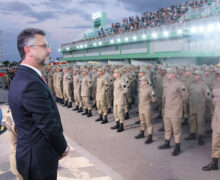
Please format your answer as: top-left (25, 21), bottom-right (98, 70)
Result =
top-left (95, 67), bottom-right (109, 124)
top-left (41, 63), bottom-right (220, 165)
top-left (135, 75), bottom-right (156, 144)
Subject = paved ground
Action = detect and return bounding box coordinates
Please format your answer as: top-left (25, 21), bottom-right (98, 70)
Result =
top-left (0, 89), bottom-right (8, 105)
top-left (0, 88), bottom-right (220, 180)
top-left (58, 103), bottom-right (219, 180)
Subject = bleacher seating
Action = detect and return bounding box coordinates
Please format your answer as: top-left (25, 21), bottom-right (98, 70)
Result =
top-left (76, 0), bottom-right (219, 43)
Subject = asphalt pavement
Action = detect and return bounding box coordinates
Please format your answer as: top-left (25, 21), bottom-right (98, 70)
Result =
top-left (1, 89), bottom-right (220, 180)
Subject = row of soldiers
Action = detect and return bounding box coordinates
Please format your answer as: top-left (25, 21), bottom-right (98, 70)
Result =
top-left (42, 63), bottom-right (220, 170)
top-left (0, 67), bottom-right (17, 90)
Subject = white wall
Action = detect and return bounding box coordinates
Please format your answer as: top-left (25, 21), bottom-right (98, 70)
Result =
top-left (131, 59), bottom-right (157, 65)
top-left (161, 58), bottom-right (196, 65)
top-left (150, 39), bottom-right (184, 53)
top-left (108, 60), bottom-right (129, 65)
top-left (122, 42), bottom-right (147, 54)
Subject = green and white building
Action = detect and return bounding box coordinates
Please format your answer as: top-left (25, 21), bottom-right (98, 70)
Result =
top-left (60, 1), bottom-right (220, 65)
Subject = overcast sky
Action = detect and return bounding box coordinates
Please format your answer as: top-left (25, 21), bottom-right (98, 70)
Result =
top-left (0, 0), bottom-right (186, 62)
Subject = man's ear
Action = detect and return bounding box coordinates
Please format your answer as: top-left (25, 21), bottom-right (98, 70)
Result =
top-left (24, 46), bottom-right (33, 58)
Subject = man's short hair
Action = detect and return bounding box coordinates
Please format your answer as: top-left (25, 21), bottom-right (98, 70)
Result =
top-left (17, 28), bottom-right (45, 59)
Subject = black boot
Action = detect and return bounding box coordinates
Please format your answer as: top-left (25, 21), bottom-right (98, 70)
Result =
top-left (77, 107), bottom-right (83, 113)
top-left (206, 129), bottom-right (213, 134)
top-left (157, 113), bottom-right (162, 119)
top-left (87, 110), bottom-right (92, 117)
top-left (117, 123), bottom-right (124, 132)
top-left (92, 103), bottom-right (96, 108)
top-left (172, 143), bottom-right (181, 156)
top-left (60, 99), bottom-right (64, 105)
top-left (129, 103), bottom-right (132, 110)
top-left (158, 140), bottom-right (170, 150)
top-left (135, 120), bottom-right (140, 124)
top-left (125, 112), bottom-right (129, 120)
top-left (158, 125), bottom-right (164, 132)
top-left (56, 97), bottom-right (59, 102)
top-left (95, 114), bottom-right (103, 122)
top-left (62, 101), bottom-right (68, 107)
top-left (82, 109), bottom-right (88, 115)
top-left (101, 115), bottom-right (108, 124)
top-left (72, 106), bottom-right (79, 111)
top-left (59, 98), bottom-right (62, 104)
top-left (198, 135), bottom-right (204, 145)
top-left (67, 102), bottom-right (72, 108)
top-left (181, 118), bottom-right (188, 126)
top-left (135, 130), bottom-right (145, 139)
top-left (111, 121), bottom-right (120, 130)
top-left (145, 134), bottom-right (153, 144)
top-left (185, 133), bottom-right (196, 141)
top-left (108, 108), bottom-right (112, 114)
top-left (202, 158), bottom-right (219, 171)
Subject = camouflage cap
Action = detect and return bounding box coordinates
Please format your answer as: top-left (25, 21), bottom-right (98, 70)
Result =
top-left (139, 66), bottom-right (147, 73)
top-left (140, 75), bottom-right (150, 82)
top-left (157, 65), bottom-right (161, 70)
top-left (114, 68), bottom-right (122, 74)
top-left (73, 68), bottom-right (79, 72)
top-left (193, 70), bottom-right (203, 75)
top-left (58, 65), bottom-right (63, 70)
top-left (203, 66), bottom-right (210, 72)
top-left (196, 66), bottom-right (202, 70)
top-left (185, 67), bottom-right (193, 72)
top-left (81, 67), bottom-right (88, 72)
top-left (97, 67), bottom-right (105, 73)
top-left (63, 65), bottom-right (69, 69)
top-left (67, 65), bottom-right (72, 70)
top-left (166, 67), bottom-right (177, 74)
top-left (160, 66), bottom-right (166, 71)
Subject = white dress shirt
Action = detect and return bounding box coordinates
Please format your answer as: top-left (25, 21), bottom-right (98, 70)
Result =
top-left (21, 64), bottom-right (42, 77)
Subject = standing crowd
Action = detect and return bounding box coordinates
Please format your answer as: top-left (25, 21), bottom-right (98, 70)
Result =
top-left (42, 63), bottom-right (220, 170)
top-left (85, 0), bottom-right (217, 40)
top-left (0, 66), bottom-right (17, 90)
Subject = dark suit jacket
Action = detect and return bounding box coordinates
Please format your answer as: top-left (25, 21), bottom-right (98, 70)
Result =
top-left (9, 65), bottom-right (67, 180)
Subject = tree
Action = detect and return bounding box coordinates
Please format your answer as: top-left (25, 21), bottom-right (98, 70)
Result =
top-left (10, 61), bottom-right (19, 66)
top-left (2, 60), bottom-right (10, 66)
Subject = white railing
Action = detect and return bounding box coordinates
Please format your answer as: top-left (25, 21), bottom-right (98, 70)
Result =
top-left (61, 14), bottom-right (220, 50)
top-left (179, 0), bottom-right (220, 21)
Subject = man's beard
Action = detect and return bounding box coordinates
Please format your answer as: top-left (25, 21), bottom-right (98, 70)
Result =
top-left (35, 54), bottom-right (50, 66)
top-left (44, 58), bottom-right (50, 65)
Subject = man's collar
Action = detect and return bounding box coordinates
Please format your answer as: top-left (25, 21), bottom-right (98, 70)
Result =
top-left (21, 63), bottom-right (42, 77)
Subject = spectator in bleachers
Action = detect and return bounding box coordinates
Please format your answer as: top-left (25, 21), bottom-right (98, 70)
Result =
top-left (82, 0), bottom-right (217, 41)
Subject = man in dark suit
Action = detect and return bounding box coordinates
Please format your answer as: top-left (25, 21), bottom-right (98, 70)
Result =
top-left (9, 28), bottom-right (69, 180)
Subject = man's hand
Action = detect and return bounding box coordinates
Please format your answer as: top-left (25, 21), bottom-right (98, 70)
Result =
top-left (59, 145), bottom-right (70, 160)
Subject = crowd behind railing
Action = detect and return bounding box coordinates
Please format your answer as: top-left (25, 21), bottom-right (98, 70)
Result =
top-left (79, 0), bottom-right (217, 43)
